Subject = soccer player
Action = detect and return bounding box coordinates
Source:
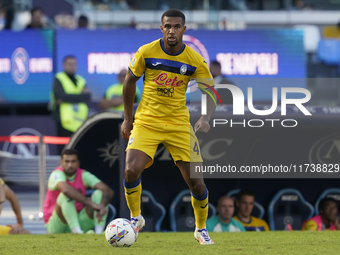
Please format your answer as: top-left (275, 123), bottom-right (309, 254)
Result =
top-left (43, 149), bottom-right (114, 234)
top-left (120, 9), bottom-right (216, 244)
top-left (206, 196), bottom-right (245, 232)
top-left (233, 190), bottom-right (270, 231)
top-left (302, 197), bottom-right (340, 231)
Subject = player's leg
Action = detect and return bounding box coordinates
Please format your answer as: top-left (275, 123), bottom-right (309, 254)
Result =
top-left (124, 149), bottom-right (151, 234)
top-left (164, 125), bottom-right (213, 244)
top-left (176, 161), bottom-right (213, 244)
top-left (79, 189), bottom-right (108, 234)
top-left (53, 192), bottom-right (83, 233)
top-left (124, 123), bottom-right (161, 234)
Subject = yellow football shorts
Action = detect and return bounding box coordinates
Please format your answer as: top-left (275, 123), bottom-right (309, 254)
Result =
top-left (126, 123), bottom-right (202, 168)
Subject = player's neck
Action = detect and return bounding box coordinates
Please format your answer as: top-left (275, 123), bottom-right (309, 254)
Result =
top-left (161, 39), bottom-right (184, 55)
top-left (218, 215), bottom-right (231, 224)
top-left (237, 214), bottom-right (251, 223)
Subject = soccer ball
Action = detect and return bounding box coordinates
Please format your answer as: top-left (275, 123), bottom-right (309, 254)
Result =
top-left (105, 218), bottom-right (136, 247)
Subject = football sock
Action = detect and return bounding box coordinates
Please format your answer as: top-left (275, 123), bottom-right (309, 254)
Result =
top-left (71, 226), bottom-right (83, 234)
top-left (95, 226), bottom-right (104, 234)
top-left (57, 192), bottom-right (82, 231)
top-left (91, 189), bottom-right (108, 228)
top-left (124, 178), bottom-right (142, 217)
top-left (191, 186), bottom-right (209, 229)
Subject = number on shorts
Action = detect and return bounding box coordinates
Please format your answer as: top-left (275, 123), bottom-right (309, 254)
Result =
top-left (193, 142), bottom-right (199, 155)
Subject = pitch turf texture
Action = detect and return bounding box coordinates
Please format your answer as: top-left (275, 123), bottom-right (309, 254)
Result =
top-left (1, 232), bottom-right (339, 255)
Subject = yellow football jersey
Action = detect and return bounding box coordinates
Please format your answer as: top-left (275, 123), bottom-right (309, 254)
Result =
top-left (129, 38), bottom-right (214, 125)
top-left (0, 178), bottom-right (4, 186)
top-left (233, 216), bottom-right (270, 231)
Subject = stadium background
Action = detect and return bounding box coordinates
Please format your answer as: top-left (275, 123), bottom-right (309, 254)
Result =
top-left (1, 0), bottom-right (340, 234)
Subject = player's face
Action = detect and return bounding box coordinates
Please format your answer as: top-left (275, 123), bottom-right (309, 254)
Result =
top-left (237, 195), bottom-right (254, 217)
top-left (161, 16), bottom-right (186, 47)
top-left (61, 154), bottom-right (79, 176)
top-left (63, 58), bottom-right (77, 75)
top-left (217, 198), bottom-right (235, 221)
top-left (321, 201), bottom-right (338, 221)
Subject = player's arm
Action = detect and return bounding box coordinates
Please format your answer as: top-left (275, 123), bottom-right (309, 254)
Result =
top-left (56, 181), bottom-right (103, 211)
top-left (3, 185), bottom-right (25, 233)
top-left (121, 48), bottom-right (145, 139)
top-left (0, 182), bottom-right (5, 215)
top-left (193, 60), bottom-right (216, 133)
top-left (93, 182), bottom-right (114, 207)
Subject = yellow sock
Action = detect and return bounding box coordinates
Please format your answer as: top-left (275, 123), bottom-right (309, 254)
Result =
top-left (191, 186), bottom-right (209, 229)
top-left (124, 179), bottom-right (142, 217)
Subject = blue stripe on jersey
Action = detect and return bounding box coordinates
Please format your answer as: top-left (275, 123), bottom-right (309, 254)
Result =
top-left (244, 226), bottom-right (265, 231)
top-left (144, 58), bottom-right (197, 73)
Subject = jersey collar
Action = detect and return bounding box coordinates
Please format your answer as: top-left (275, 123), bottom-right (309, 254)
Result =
top-left (160, 39), bottom-right (185, 56)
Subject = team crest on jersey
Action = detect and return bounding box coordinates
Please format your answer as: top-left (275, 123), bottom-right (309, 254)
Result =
top-left (180, 64), bottom-right (187, 75)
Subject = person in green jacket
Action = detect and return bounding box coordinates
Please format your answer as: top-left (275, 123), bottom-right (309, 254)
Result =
top-left (206, 196), bottom-right (245, 232)
top-left (99, 69), bottom-right (141, 111)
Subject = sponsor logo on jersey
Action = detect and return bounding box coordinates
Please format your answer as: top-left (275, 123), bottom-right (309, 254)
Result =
top-left (157, 87), bottom-right (174, 97)
top-left (153, 72), bottom-right (184, 87)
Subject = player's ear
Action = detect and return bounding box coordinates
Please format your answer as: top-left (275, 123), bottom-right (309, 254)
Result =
top-left (183, 25), bottom-right (186, 33)
top-left (160, 25), bottom-right (164, 33)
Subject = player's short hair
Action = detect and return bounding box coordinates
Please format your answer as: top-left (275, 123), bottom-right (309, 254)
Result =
top-left (210, 60), bottom-right (221, 69)
top-left (318, 197), bottom-right (338, 212)
top-left (63, 55), bottom-right (76, 63)
top-left (161, 9), bottom-right (185, 25)
top-left (61, 149), bottom-right (79, 160)
top-left (78, 15), bottom-right (89, 26)
top-left (236, 190), bottom-right (255, 201)
top-left (31, 7), bottom-right (43, 16)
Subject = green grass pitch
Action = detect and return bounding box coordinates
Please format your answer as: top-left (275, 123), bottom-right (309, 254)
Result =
top-left (0, 231), bottom-right (339, 255)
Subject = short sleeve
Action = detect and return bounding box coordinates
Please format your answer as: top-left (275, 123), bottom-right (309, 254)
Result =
top-left (48, 170), bottom-right (66, 190)
top-left (129, 48), bottom-right (145, 78)
top-left (191, 59), bottom-right (214, 88)
top-left (82, 170), bottom-right (101, 189)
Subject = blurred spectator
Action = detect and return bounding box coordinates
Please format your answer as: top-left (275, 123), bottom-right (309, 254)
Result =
top-left (206, 196), bottom-right (245, 232)
top-left (301, 197), bottom-right (340, 231)
top-left (227, 0), bottom-right (248, 10)
top-left (209, 60), bottom-right (234, 105)
top-left (99, 69), bottom-right (141, 111)
top-left (55, 12), bottom-right (76, 29)
top-left (0, 178), bottom-right (30, 235)
top-left (290, 0), bottom-right (305, 10)
top-left (233, 190), bottom-right (270, 231)
top-left (26, 7), bottom-right (45, 29)
top-left (43, 149), bottom-right (114, 234)
top-left (110, 0), bottom-right (130, 10)
top-left (51, 55), bottom-right (90, 152)
top-left (78, 15), bottom-right (89, 28)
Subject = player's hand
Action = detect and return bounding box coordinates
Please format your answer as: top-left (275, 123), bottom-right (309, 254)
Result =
top-left (9, 224), bottom-right (24, 234)
top-left (121, 119), bottom-right (133, 140)
top-left (96, 207), bottom-right (107, 223)
top-left (194, 116), bottom-right (210, 133)
top-left (89, 201), bottom-right (104, 212)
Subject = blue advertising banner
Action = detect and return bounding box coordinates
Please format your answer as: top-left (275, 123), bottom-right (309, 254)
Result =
top-left (0, 30), bottom-right (54, 103)
top-left (56, 29), bottom-right (305, 102)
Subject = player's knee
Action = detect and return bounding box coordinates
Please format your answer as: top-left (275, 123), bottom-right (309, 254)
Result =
top-left (124, 167), bottom-right (141, 183)
top-left (190, 182), bottom-right (206, 196)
